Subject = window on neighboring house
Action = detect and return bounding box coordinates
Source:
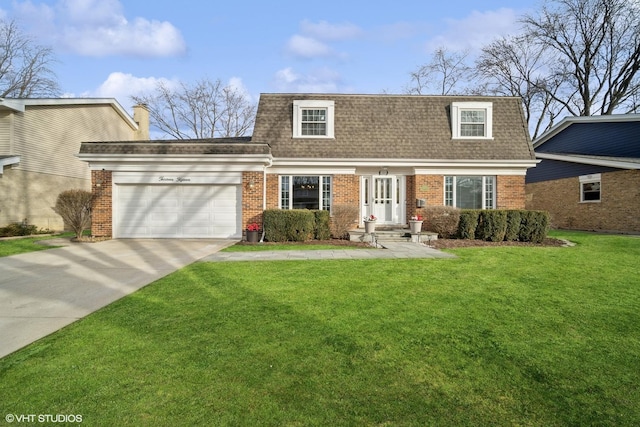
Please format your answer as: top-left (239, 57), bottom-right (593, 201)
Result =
top-left (445, 176), bottom-right (496, 209)
top-left (580, 174), bottom-right (601, 202)
top-left (293, 100), bottom-right (335, 138)
top-left (451, 102), bottom-right (493, 139)
top-left (280, 175), bottom-right (332, 211)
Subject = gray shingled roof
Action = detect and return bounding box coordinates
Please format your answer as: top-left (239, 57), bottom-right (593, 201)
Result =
top-left (80, 138), bottom-right (270, 155)
top-left (251, 94), bottom-right (535, 161)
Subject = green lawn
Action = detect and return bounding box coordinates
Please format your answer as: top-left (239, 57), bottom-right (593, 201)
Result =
top-left (1, 231), bottom-right (639, 426)
top-left (0, 234), bottom-right (67, 257)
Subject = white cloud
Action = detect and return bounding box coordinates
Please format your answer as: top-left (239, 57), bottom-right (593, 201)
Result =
top-left (11, 0), bottom-right (186, 57)
top-left (272, 67), bottom-right (342, 93)
top-left (89, 72), bottom-right (178, 106)
top-left (286, 35), bottom-right (333, 59)
top-left (425, 8), bottom-right (522, 53)
top-left (299, 20), bottom-right (363, 41)
top-left (285, 19), bottom-right (362, 60)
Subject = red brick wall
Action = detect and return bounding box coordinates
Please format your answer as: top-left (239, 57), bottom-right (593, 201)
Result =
top-left (526, 170), bottom-right (640, 232)
top-left (497, 175), bottom-right (526, 209)
top-left (242, 171), bottom-right (264, 229)
top-left (410, 175), bottom-right (445, 220)
top-left (91, 170), bottom-right (112, 237)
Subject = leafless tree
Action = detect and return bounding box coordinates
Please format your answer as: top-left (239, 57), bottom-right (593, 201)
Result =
top-left (522, 0), bottom-right (640, 116)
top-left (131, 78), bottom-right (256, 139)
top-left (475, 35), bottom-right (565, 139)
top-left (0, 19), bottom-right (60, 98)
top-left (406, 47), bottom-right (473, 95)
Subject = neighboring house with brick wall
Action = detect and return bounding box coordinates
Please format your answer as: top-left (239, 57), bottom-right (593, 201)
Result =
top-left (0, 99), bottom-right (149, 230)
top-left (78, 93), bottom-right (536, 239)
top-left (526, 114), bottom-right (640, 233)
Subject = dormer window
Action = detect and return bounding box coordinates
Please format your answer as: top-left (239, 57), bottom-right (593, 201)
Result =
top-left (451, 102), bottom-right (493, 139)
top-left (293, 100), bottom-right (335, 138)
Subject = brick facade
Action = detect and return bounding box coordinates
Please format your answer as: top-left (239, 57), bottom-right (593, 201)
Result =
top-left (91, 170), bottom-right (113, 237)
top-left (496, 175), bottom-right (526, 209)
top-left (241, 171), bottom-right (264, 231)
top-left (526, 170), bottom-right (640, 233)
top-left (408, 175), bottom-right (446, 221)
top-left (89, 171), bottom-right (532, 238)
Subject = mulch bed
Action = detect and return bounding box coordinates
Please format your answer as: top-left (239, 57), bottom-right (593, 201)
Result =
top-left (428, 237), bottom-right (568, 249)
top-left (239, 237), bottom-right (568, 249)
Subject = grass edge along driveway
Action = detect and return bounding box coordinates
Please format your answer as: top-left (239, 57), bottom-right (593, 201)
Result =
top-left (1, 231), bottom-right (638, 426)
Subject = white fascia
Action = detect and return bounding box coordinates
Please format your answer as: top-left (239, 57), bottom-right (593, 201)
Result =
top-left (536, 152), bottom-right (640, 170)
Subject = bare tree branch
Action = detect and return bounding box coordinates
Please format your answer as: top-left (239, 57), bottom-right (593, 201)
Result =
top-left (406, 48), bottom-right (473, 95)
top-left (132, 78), bottom-right (256, 139)
top-left (0, 19), bottom-right (59, 98)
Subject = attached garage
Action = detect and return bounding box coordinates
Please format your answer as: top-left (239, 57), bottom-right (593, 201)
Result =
top-left (115, 184), bottom-right (240, 238)
top-left (78, 139), bottom-right (272, 239)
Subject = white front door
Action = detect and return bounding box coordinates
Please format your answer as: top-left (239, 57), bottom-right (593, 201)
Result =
top-left (361, 175), bottom-right (405, 225)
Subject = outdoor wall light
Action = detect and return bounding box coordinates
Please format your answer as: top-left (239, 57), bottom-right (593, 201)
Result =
top-left (248, 179), bottom-right (256, 190)
top-left (378, 167), bottom-right (389, 175)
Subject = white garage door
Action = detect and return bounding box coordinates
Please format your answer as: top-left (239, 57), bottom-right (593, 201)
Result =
top-left (116, 185), bottom-right (241, 238)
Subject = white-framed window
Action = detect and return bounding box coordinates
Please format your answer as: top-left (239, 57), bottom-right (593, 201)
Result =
top-left (451, 102), bottom-right (493, 139)
top-left (280, 175), bottom-right (332, 211)
top-left (292, 100), bottom-right (335, 138)
top-left (579, 174), bottom-right (601, 202)
top-left (445, 176), bottom-right (496, 209)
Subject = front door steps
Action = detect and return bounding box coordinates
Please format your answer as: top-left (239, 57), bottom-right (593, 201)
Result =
top-left (349, 227), bottom-right (438, 246)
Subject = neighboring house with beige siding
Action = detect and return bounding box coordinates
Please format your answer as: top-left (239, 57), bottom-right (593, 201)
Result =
top-left (0, 99), bottom-right (148, 230)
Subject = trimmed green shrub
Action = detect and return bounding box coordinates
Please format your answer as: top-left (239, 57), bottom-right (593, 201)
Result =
top-left (457, 210), bottom-right (481, 240)
top-left (314, 210), bottom-right (331, 240)
top-left (519, 210), bottom-right (549, 243)
top-left (476, 210), bottom-right (508, 242)
top-left (504, 210), bottom-right (522, 241)
top-left (424, 206), bottom-right (460, 238)
top-left (263, 209), bottom-right (320, 242)
top-left (0, 222), bottom-right (39, 237)
top-left (263, 210), bottom-right (289, 242)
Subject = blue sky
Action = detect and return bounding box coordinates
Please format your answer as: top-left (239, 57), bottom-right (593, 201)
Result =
top-left (1, 0), bottom-right (538, 113)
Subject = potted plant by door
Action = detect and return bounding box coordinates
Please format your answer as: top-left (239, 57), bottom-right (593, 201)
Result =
top-left (246, 223), bottom-right (261, 243)
top-left (363, 214), bottom-right (377, 233)
top-left (409, 215), bottom-right (423, 234)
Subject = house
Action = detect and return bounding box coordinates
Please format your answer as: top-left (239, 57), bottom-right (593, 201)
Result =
top-left (0, 98), bottom-right (149, 230)
top-left (526, 114), bottom-right (640, 233)
top-left (78, 94), bottom-right (537, 239)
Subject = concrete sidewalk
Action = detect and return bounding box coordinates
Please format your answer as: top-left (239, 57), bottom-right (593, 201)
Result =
top-left (201, 242), bottom-right (456, 262)
top-left (0, 239), bottom-right (235, 358)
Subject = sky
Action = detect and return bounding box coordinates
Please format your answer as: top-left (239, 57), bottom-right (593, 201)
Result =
top-left (1, 0), bottom-right (540, 115)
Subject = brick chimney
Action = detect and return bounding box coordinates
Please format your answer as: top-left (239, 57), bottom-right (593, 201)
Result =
top-left (133, 104), bottom-right (150, 140)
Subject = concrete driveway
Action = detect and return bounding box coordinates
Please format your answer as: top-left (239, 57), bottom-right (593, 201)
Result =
top-left (0, 238), bottom-right (235, 358)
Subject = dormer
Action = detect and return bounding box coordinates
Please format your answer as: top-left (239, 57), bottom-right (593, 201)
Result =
top-left (292, 100), bottom-right (335, 138)
top-left (451, 101), bottom-right (493, 139)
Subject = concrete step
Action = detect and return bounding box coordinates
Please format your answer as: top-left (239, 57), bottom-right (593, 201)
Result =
top-left (349, 228), bottom-right (438, 244)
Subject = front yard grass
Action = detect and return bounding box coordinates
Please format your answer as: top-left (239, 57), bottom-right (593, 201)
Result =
top-left (0, 233), bottom-right (69, 257)
top-left (1, 231), bottom-right (639, 426)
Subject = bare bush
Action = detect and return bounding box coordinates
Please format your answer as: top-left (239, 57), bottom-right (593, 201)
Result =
top-left (52, 189), bottom-right (93, 239)
top-left (423, 206), bottom-right (460, 238)
top-left (330, 204), bottom-right (359, 239)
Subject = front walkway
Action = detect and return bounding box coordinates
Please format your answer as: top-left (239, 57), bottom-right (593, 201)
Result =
top-left (200, 242), bottom-right (456, 262)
